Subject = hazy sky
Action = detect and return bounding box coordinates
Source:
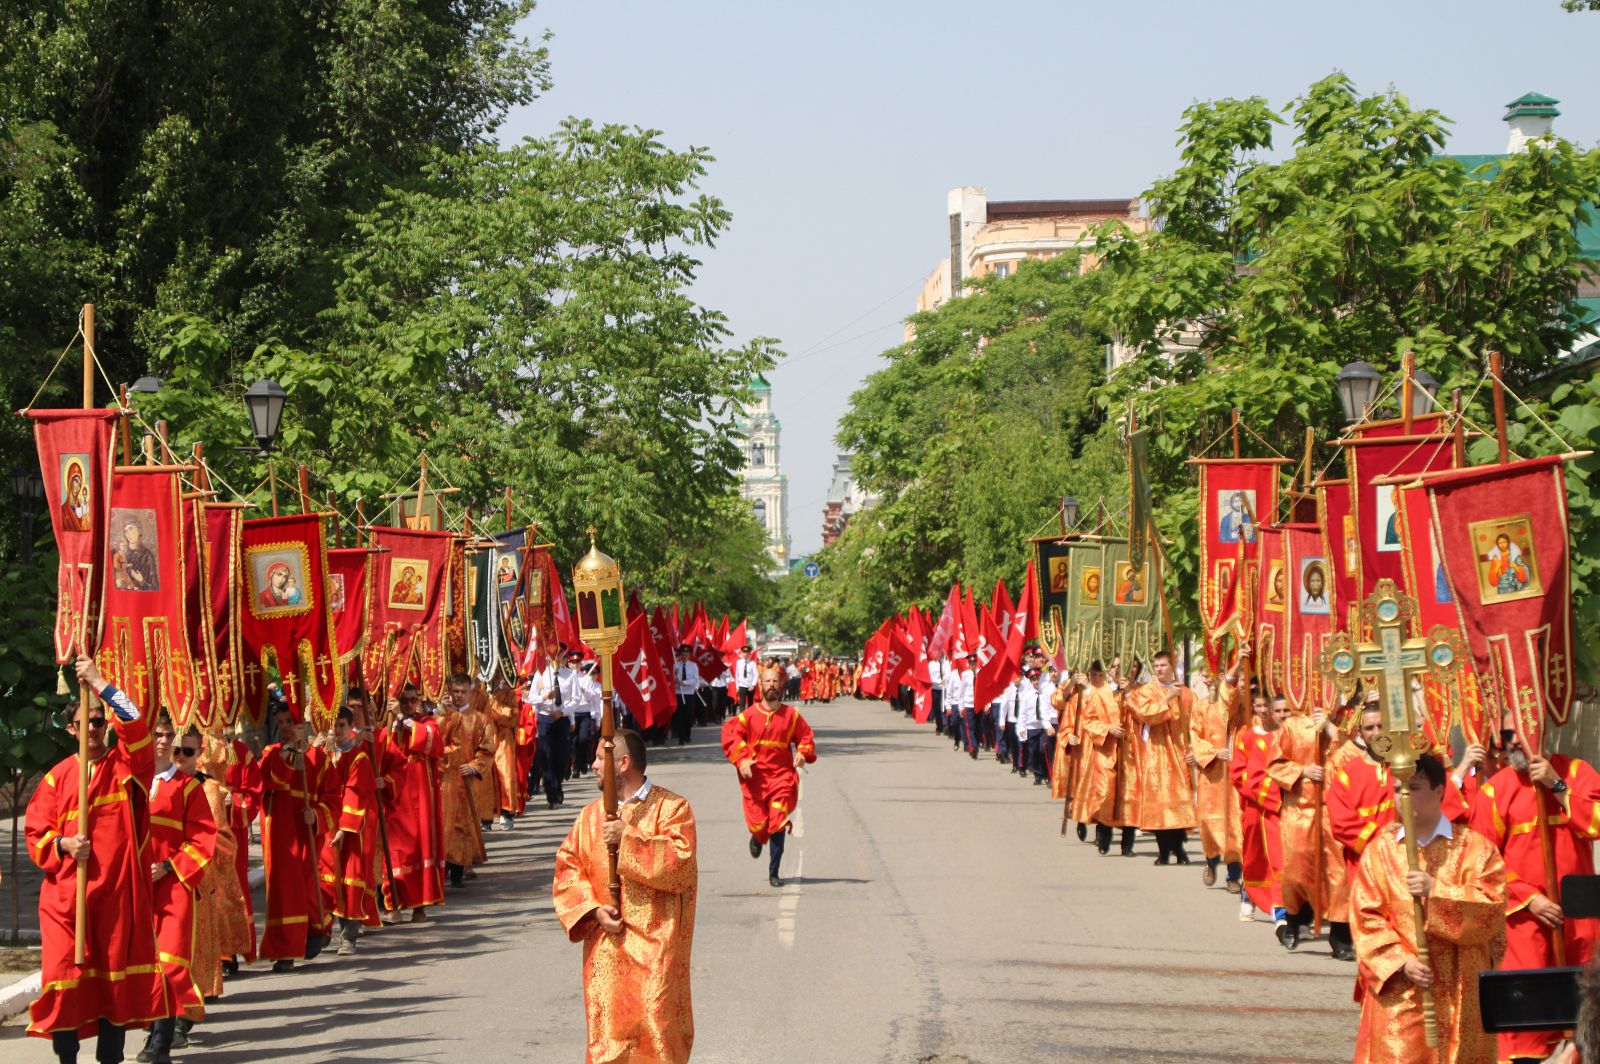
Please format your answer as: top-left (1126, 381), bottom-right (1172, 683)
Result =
top-left (500, 1), bottom-right (1600, 556)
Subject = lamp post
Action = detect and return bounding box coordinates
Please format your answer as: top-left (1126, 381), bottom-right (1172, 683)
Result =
top-left (129, 376), bottom-right (164, 397)
top-left (571, 527), bottom-right (627, 902)
top-left (1335, 361), bottom-right (1383, 424)
top-left (9, 466), bottom-right (44, 564)
top-left (1411, 368), bottom-right (1440, 417)
top-left (1060, 495), bottom-right (1080, 535)
top-left (242, 379), bottom-right (288, 514)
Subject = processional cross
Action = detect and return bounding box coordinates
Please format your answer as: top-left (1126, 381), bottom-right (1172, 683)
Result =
top-left (1320, 578), bottom-right (1461, 1049)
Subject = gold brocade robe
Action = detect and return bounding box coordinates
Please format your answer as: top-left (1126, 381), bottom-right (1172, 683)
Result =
top-left (1188, 687), bottom-right (1241, 864)
top-left (438, 707), bottom-right (494, 867)
top-left (1351, 823), bottom-right (1506, 1064)
top-left (1071, 684), bottom-right (1122, 825)
top-left (1050, 687), bottom-right (1080, 802)
top-left (554, 786), bottom-right (698, 1064)
top-left (1268, 716), bottom-right (1351, 920)
top-left (481, 691), bottom-right (525, 816)
top-left (189, 776), bottom-right (252, 1005)
top-left (1125, 682), bottom-right (1197, 831)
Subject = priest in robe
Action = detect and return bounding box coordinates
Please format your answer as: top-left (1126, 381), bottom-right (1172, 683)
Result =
top-left (1468, 716), bottom-right (1600, 1064)
top-left (256, 702), bottom-right (338, 970)
top-left (26, 656), bottom-right (163, 1064)
top-left (321, 705), bottom-right (381, 953)
top-left (378, 684), bottom-right (446, 920)
top-left (438, 673), bottom-right (495, 888)
top-left (1071, 662), bottom-right (1133, 856)
top-left (1189, 663), bottom-right (1243, 891)
top-left (1124, 649), bottom-right (1196, 865)
top-left (1230, 678), bottom-right (1288, 937)
top-left (720, 663), bottom-right (817, 887)
top-left (1351, 753), bottom-right (1505, 1064)
top-left (1268, 704), bottom-right (1347, 953)
top-left (553, 729), bottom-right (697, 1064)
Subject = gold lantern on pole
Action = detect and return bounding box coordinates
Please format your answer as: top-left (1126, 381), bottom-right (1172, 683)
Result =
top-left (572, 526), bottom-right (627, 901)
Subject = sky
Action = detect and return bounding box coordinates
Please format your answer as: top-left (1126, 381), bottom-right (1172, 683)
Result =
top-left (499, 0), bottom-right (1600, 557)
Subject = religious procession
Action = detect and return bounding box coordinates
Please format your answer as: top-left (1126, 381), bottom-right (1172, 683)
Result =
top-left (6, 4), bottom-right (1600, 1064)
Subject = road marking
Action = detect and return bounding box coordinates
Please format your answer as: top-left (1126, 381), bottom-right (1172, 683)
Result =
top-left (777, 846), bottom-right (802, 950)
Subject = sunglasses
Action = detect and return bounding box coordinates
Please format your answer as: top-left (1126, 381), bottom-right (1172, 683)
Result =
top-left (175, 746), bottom-right (199, 758)
top-left (82, 719), bottom-right (108, 730)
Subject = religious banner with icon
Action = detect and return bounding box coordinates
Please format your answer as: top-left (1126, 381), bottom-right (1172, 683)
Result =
top-left (1253, 524), bottom-right (1287, 699)
top-left (1343, 412), bottom-right (1454, 602)
top-left (1100, 537), bottom-right (1164, 670)
top-left (1032, 536), bottom-right (1072, 670)
top-left (1423, 455), bottom-right (1575, 751)
top-left (1063, 538), bottom-right (1106, 669)
top-left (444, 537), bottom-right (468, 677)
top-left (183, 500), bottom-right (245, 729)
top-left (1315, 478), bottom-right (1359, 635)
top-left (492, 528), bottom-right (528, 685)
top-left (27, 408), bottom-right (120, 662)
top-left (238, 512), bottom-right (342, 729)
top-left (363, 526), bottom-right (453, 702)
top-left (1280, 525), bottom-right (1337, 716)
top-left (326, 546), bottom-right (372, 668)
top-left (97, 468), bottom-right (201, 724)
top-left (467, 546), bottom-right (502, 686)
top-left (1192, 459), bottom-right (1284, 670)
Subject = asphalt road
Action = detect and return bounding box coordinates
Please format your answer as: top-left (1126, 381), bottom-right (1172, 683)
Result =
top-left (3, 697), bottom-right (1358, 1063)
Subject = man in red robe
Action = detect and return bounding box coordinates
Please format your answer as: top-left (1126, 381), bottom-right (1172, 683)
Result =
top-left (321, 705), bottom-right (381, 954)
top-left (26, 655), bottom-right (163, 1064)
top-left (256, 701), bottom-right (337, 971)
top-left (379, 683), bottom-right (446, 921)
top-left (720, 662), bottom-right (817, 887)
top-left (1468, 717), bottom-right (1600, 1064)
top-left (1230, 680), bottom-right (1289, 942)
top-left (221, 738), bottom-right (259, 972)
top-left (138, 719), bottom-right (218, 1062)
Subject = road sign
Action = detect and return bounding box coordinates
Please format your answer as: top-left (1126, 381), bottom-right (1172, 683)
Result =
top-left (803, 562), bottom-right (820, 578)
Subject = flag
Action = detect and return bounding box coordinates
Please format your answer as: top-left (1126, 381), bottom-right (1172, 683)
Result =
top-left (722, 618), bottom-right (748, 670)
top-left (1033, 538), bottom-right (1071, 669)
top-left (236, 511), bottom-right (343, 728)
top-left (1345, 412), bottom-right (1454, 602)
top-left (27, 408), bottom-right (119, 663)
top-left (98, 468), bottom-right (202, 725)
top-left (1279, 525), bottom-right (1338, 717)
top-left (991, 579), bottom-right (1016, 643)
top-left (1192, 458), bottom-right (1284, 669)
top-left (960, 586), bottom-right (980, 662)
top-left (362, 526), bottom-right (453, 702)
top-left (326, 547), bottom-right (372, 669)
top-left (858, 622), bottom-right (887, 697)
top-left (1101, 537), bottom-right (1163, 670)
top-left (1010, 559), bottom-right (1039, 658)
top-left (183, 500), bottom-right (244, 729)
top-left (971, 605), bottom-right (1011, 709)
top-left (467, 545), bottom-right (502, 686)
top-left (1316, 478), bottom-right (1359, 635)
top-left (1254, 523), bottom-right (1287, 699)
top-left (907, 609), bottom-right (934, 723)
top-left (613, 612), bottom-right (674, 729)
top-left (927, 584), bottom-right (959, 661)
top-left (1128, 423), bottom-right (1153, 572)
top-left (1424, 455), bottom-right (1574, 752)
top-left (882, 618), bottom-right (913, 691)
top-left (1065, 538), bottom-right (1107, 668)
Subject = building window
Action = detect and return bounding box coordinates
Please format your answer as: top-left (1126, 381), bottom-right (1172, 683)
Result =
top-left (752, 498), bottom-right (767, 528)
top-left (752, 441), bottom-right (766, 467)
top-left (994, 262), bottom-right (1011, 279)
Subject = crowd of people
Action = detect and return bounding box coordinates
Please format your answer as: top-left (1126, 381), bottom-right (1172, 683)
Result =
top-left (876, 641), bottom-right (1600, 1064)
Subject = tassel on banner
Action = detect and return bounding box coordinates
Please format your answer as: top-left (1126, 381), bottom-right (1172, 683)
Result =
top-left (57, 666), bottom-right (69, 696)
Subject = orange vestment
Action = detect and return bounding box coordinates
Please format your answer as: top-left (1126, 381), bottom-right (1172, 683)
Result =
top-left (1124, 681), bottom-right (1196, 831)
top-left (1268, 715), bottom-right (1349, 921)
top-left (438, 706), bottom-right (494, 867)
top-left (553, 786), bottom-right (698, 1064)
top-left (1189, 685), bottom-right (1241, 863)
top-left (1070, 683), bottom-right (1122, 825)
top-left (1049, 685), bottom-right (1080, 802)
top-left (1350, 822), bottom-right (1505, 1064)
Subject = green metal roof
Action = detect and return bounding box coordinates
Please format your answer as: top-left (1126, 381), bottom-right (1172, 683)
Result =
top-left (1505, 92), bottom-right (1560, 120)
top-left (749, 374), bottom-right (772, 393)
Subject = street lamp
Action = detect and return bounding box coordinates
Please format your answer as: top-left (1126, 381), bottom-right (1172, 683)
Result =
top-left (129, 376), bottom-right (165, 396)
top-left (1060, 495), bottom-right (1080, 532)
top-left (10, 465), bottom-right (44, 563)
top-left (571, 528), bottom-right (627, 904)
top-left (1335, 361), bottom-right (1383, 424)
top-left (242, 379), bottom-right (288, 454)
top-left (1411, 368), bottom-right (1440, 416)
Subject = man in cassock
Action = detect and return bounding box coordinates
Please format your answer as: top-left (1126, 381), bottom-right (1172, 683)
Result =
top-left (1268, 704), bottom-right (1347, 953)
top-left (1468, 716), bottom-right (1600, 1064)
top-left (1351, 753), bottom-right (1505, 1064)
top-left (438, 673), bottom-right (495, 886)
top-left (554, 729), bottom-right (697, 1064)
top-left (221, 737), bottom-right (259, 971)
top-left (481, 685), bottom-right (525, 830)
top-left (1071, 662), bottom-right (1134, 856)
top-left (378, 684), bottom-right (446, 920)
top-left (321, 705), bottom-right (381, 954)
top-left (138, 717), bottom-right (218, 1062)
top-left (1125, 649), bottom-right (1197, 865)
top-left (257, 702), bottom-right (338, 970)
top-left (720, 662), bottom-right (817, 887)
top-left (27, 655), bottom-right (164, 1064)
top-left (1230, 677), bottom-right (1288, 938)
top-left (1189, 664), bottom-right (1243, 891)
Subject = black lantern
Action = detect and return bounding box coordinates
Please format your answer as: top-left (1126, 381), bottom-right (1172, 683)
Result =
top-left (1335, 361), bottom-right (1383, 424)
top-left (11, 464), bottom-right (43, 563)
top-left (242, 379), bottom-right (287, 454)
top-left (1061, 495), bottom-right (1080, 531)
top-left (9, 466), bottom-right (31, 503)
top-left (129, 376), bottom-right (165, 396)
top-left (1411, 368), bottom-right (1440, 416)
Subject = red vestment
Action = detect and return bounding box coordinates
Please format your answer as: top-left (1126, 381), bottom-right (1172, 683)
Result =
top-left (223, 743), bottom-right (259, 961)
top-left (1231, 725), bottom-right (1283, 913)
top-left (256, 744), bottom-right (337, 959)
top-left (514, 704), bottom-right (538, 814)
top-left (378, 718), bottom-right (446, 910)
top-left (1327, 745), bottom-right (1394, 897)
top-left (25, 695), bottom-right (165, 1038)
top-left (1468, 756), bottom-right (1600, 1062)
top-left (148, 770), bottom-right (218, 1020)
top-left (320, 745), bottom-right (381, 926)
top-left (720, 702), bottom-right (816, 843)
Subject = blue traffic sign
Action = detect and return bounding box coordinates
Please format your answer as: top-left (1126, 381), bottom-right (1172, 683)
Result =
top-left (803, 562), bottom-right (820, 578)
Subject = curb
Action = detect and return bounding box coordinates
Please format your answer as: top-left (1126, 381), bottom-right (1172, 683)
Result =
top-left (0, 866), bottom-right (267, 1023)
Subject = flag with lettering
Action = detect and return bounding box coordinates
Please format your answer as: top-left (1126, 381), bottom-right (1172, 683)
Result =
top-left (612, 612), bottom-right (674, 729)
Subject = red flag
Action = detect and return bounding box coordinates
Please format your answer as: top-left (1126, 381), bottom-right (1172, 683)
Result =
top-left (97, 468), bottom-right (202, 725)
top-left (882, 618), bottom-right (913, 690)
top-left (858, 622), bottom-right (888, 697)
top-left (613, 613), bottom-right (674, 729)
top-left (960, 586), bottom-right (980, 661)
top-left (722, 618), bottom-right (748, 670)
top-left (927, 584), bottom-right (959, 661)
top-left (972, 605), bottom-right (1014, 709)
top-left (907, 610), bottom-right (934, 723)
top-left (687, 605), bottom-right (722, 683)
top-left (1317, 478), bottom-right (1359, 634)
top-left (1194, 458), bottom-right (1285, 669)
top-left (326, 547), bottom-right (372, 668)
top-left (237, 512), bottom-right (343, 728)
top-left (184, 500), bottom-right (244, 729)
top-left (991, 579), bottom-right (1016, 643)
top-left (1346, 412), bottom-right (1454, 601)
top-left (1010, 560), bottom-right (1040, 659)
top-left (27, 408), bottom-right (118, 662)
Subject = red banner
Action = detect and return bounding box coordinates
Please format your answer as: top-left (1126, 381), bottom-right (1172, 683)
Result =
top-left (362, 527), bottom-right (453, 702)
top-left (327, 547), bottom-right (372, 669)
top-left (1254, 524), bottom-right (1287, 699)
top-left (96, 468), bottom-right (200, 723)
top-left (1316, 479), bottom-right (1359, 634)
top-left (613, 612), bottom-right (674, 729)
top-left (1194, 459), bottom-right (1284, 669)
top-left (238, 513), bottom-right (342, 728)
top-left (1345, 413), bottom-right (1453, 602)
top-left (28, 408), bottom-right (119, 662)
top-left (444, 538), bottom-right (468, 676)
top-left (1281, 525), bottom-right (1337, 715)
top-left (1425, 455), bottom-right (1574, 752)
top-left (183, 500), bottom-right (244, 729)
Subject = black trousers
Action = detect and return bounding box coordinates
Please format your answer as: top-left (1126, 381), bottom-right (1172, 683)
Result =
top-left (672, 696), bottom-right (696, 744)
top-left (53, 1018), bottom-right (126, 1063)
top-left (931, 689), bottom-right (945, 733)
top-left (537, 716), bottom-right (571, 806)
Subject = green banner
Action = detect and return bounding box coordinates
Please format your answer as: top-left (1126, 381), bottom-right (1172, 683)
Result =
top-left (1101, 537), bottom-right (1164, 670)
top-left (467, 549), bottom-right (500, 685)
top-left (1064, 539), bottom-right (1106, 670)
top-left (1034, 538), bottom-right (1073, 664)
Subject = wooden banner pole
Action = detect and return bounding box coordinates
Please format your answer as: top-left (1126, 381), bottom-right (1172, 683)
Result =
top-left (74, 304), bottom-right (94, 966)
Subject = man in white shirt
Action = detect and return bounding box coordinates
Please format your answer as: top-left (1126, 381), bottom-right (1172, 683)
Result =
top-left (569, 657), bottom-right (601, 779)
top-left (954, 654), bottom-right (977, 759)
top-left (1036, 659), bottom-right (1059, 786)
top-left (734, 646), bottom-right (759, 713)
top-left (997, 680), bottom-right (1020, 769)
top-left (672, 645), bottom-right (704, 747)
top-left (528, 654), bottom-right (568, 808)
top-left (926, 657), bottom-right (945, 736)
